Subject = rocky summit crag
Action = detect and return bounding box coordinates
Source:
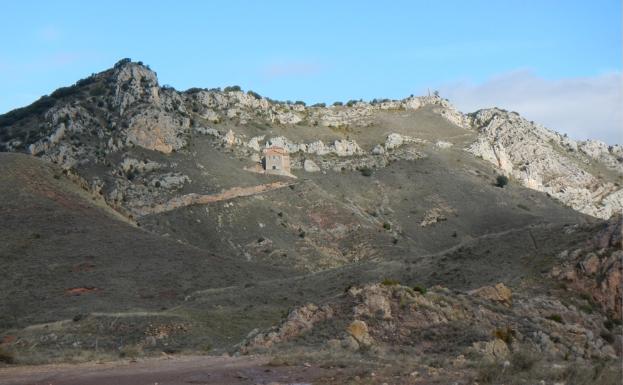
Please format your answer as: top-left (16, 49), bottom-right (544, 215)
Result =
top-left (0, 59), bottom-right (621, 383)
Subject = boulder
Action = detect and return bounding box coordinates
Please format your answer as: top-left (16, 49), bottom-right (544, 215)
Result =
top-left (304, 159), bottom-right (320, 172)
top-left (473, 339), bottom-right (511, 362)
top-left (384, 133), bottom-right (426, 150)
top-left (371, 144), bottom-right (385, 155)
top-left (193, 127), bottom-right (220, 137)
top-left (346, 320), bottom-right (373, 347)
top-left (353, 285), bottom-right (393, 319)
top-left (435, 140), bottom-right (453, 149)
top-left (469, 283), bottom-right (513, 307)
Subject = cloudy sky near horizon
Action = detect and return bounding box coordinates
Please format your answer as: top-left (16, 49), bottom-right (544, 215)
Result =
top-left (1, 1), bottom-right (621, 143)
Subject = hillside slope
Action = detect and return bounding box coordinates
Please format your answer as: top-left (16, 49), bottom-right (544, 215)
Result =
top-left (0, 153), bottom-right (290, 331)
top-left (0, 60), bottom-right (620, 376)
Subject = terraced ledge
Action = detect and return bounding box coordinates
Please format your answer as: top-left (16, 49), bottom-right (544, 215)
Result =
top-left (134, 181), bottom-right (295, 216)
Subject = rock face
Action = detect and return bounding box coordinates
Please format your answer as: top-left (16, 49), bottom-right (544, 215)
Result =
top-left (467, 109), bottom-right (623, 219)
top-left (241, 282), bottom-right (620, 360)
top-left (264, 136), bottom-right (363, 157)
top-left (384, 133), bottom-right (427, 150)
top-left (473, 338), bottom-right (511, 362)
top-left (419, 203), bottom-right (456, 227)
top-left (303, 159), bottom-right (320, 172)
top-left (240, 303), bottom-right (333, 352)
top-left (551, 215), bottom-right (622, 319)
top-left (125, 111), bottom-right (189, 153)
top-left (351, 284), bottom-right (393, 320)
top-left (346, 320), bottom-right (373, 347)
top-left (469, 283), bottom-right (513, 307)
top-left (435, 140), bottom-right (453, 149)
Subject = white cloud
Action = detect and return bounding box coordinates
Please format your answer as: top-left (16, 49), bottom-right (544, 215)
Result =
top-left (436, 70), bottom-right (622, 145)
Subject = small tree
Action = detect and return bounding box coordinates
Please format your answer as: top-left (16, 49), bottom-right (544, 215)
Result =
top-left (114, 58), bottom-right (132, 68)
top-left (360, 166), bottom-right (373, 177)
top-left (247, 90), bottom-right (261, 99)
top-left (495, 175), bottom-right (509, 188)
top-left (223, 85), bottom-right (241, 93)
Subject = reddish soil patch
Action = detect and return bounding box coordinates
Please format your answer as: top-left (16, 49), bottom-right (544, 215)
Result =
top-left (64, 287), bottom-right (100, 296)
top-left (158, 289), bottom-right (178, 300)
top-left (71, 262), bottom-right (95, 273)
top-left (0, 336), bottom-right (16, 345)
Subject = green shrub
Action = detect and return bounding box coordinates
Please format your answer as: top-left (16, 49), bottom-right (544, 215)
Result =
top-left (89, 83), bottom-right (106, 96)
top-left (114, 58), bottom-right (132, 68)
top-left (493, 326), bottom-right (515, 343)
top-left (185, 87), bottom-right (204, 94)
top-left (360, 167), bottom-right (373, 177)
top-left (76, 75), bottom-right (96, 87)
top-left (371, 98), bottom-right (390, 104)
top-left (381, 278), bottom-right (400, 286)
top-left (546, 314), bottom-right (564, 323)
top-left (346, 99), bottom-right (357, 107)
top-left (223, 85), bottom-right (242, 93)
top-left (0, 96), bottom-right (56, 127)
top-left (600, 330), bottom-right (615, 344)
top-left (382, 222), bottom-right (391, 230)
top-left (294, 100), bottom-right (306, 106)
top-left (332, 101), bottom-right (343, 106)
top-left (247, 90), bottom-right (261, 99)
top-left (312, 103), bottom-right (326, 108)
top-left (495, 175), bottom-right (509, 188)
top-left (603, 318), bottom-right (621, 330)
top-left (579, 303), bottom-right (594, 314)
top-left (412, 285), bottom-right (427, 294)
top-left (50, 85), bottom-right (80, 99)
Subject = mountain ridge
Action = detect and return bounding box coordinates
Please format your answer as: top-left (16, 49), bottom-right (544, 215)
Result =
top-left (1, 59), bottom-right (620, 220)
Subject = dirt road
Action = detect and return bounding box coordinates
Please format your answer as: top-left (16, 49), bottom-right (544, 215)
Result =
top-left (0, 355), bottom-right (332, 385)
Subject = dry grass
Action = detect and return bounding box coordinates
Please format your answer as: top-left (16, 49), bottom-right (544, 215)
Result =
top-left (476, 351), bottom-right (621, 385)
top-left (0, 347), bottom-right (15, 364)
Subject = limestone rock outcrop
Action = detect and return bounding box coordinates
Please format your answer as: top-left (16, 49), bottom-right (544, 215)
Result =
top-left (469, 283), bottom-right (513, 307)
top-left (384, 133), bottom-right (427, 150)
top-left (240, 282), bottom-right (619, 360)
top-left (551, 215), bottom-right (622, 319)
top-left (467, 108), bottom-right (623, 219)
top-left (240, 303), bottom-right (334, 352)
top-left (125, 110), bottom-right (189, 153)
top-left (264, 136), bottom-right (363, 157)
top-left (304, 159), bottom-right (320, 172)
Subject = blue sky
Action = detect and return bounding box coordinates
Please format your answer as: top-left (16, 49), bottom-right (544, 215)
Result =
top-left (1, 1), bottom-right (621, 143)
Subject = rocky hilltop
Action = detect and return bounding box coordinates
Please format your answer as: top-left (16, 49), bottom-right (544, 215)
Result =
top-left (468, 109), bottom-right (623, 218)
top-left (1, 59), bottom-right (620, 220)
